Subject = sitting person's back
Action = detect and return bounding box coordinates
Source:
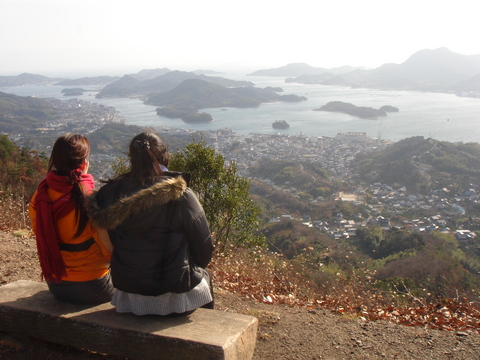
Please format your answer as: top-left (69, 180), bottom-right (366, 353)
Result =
top-left (87, 129), bottom-right (214, 316)
top-left (29, 133), bottom-right (114, 305)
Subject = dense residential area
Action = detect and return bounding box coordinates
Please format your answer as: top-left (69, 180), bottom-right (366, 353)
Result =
top-left (186, 128), bottom-right (478, 242)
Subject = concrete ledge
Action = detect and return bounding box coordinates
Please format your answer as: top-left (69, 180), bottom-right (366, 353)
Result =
top-left (0, 280), bottom-right (258, 360)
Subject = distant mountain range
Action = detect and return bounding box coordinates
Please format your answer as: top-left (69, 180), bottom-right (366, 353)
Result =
top-left (0, 68), bottom-right (223, 87)
top-left (2, 48), bottom-right (479, 99)
top-left (0, 73), bottom-right (59, 87)
top-left (55, 76), bottom-right (120, 86)
top-left (95, 70), bottom-right (254, 99)
top-left (0, 69), bottom-right (307, 124)
top-left (0, 73), bottom-right (118, 87)
top-left (1, 48), bottom-right (479, 124)
top-left (247, 63), bottom-right (361, 77)
top-left (272, 48), bottom-right (480, 97)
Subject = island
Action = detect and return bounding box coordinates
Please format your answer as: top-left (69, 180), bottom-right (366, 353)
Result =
top-left (314, 101), bottom-right (399, 120)
top-left (272, 120), bottom-right (290, 129)
top-left (96, 70), bottom-right (254, 99)
top-left (149, 78), bottom-right (307, 123)
top-left (156, 106), bottom-right (213, 123)
top-left (61, 88), bottom-right (86, 96)
top-left (182, 112), bottom-right (213, 123)
top-left (379, 105), bottom-right (399, 112)
top-left (264, 86), bottom-right (284, 93)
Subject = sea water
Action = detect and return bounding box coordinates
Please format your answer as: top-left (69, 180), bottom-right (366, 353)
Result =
top-left (2, 74), bottom-right (480, 143)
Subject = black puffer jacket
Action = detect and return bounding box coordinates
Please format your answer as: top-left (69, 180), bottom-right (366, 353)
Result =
top-left (86, 172), bottom-right (213, 296)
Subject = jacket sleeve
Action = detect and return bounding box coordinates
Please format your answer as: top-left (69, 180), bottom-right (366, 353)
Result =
top-left (182, 189), bottom-right (213, 269)
top-left (88, 185), bottom-right (119, 248)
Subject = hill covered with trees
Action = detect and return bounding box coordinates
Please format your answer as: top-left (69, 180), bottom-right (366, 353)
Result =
top-left (0, 91), bottom-right (58, 132)
top-left (352, 136), bottom-right (480, 194)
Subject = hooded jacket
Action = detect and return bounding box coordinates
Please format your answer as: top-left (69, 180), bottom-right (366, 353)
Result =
top-left (86, 172), bottom-right (213, 296)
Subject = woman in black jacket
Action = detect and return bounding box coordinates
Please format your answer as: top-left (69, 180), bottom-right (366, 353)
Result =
top-left (87, 129), bottom-right (214, 316)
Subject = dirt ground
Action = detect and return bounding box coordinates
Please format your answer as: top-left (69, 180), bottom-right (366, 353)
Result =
top-left (1, 230), bottom-right (480, 360)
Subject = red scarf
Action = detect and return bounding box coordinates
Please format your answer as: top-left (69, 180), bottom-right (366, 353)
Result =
top-left (34, 171), bottom-right (95, 282)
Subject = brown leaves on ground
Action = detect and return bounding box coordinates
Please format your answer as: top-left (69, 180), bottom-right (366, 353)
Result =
top-left (211, 247), bottom-right (480, 335)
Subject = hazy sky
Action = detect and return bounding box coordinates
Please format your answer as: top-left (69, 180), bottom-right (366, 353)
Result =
top-left (1, 0), bottom-right (479, 77)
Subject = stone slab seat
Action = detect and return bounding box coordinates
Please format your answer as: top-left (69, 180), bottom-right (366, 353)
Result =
top-left (0, 280), bottom-right (258, 360)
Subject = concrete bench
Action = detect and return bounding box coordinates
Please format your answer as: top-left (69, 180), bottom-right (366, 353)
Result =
top-left (0, 280), bottom-right (258, 360)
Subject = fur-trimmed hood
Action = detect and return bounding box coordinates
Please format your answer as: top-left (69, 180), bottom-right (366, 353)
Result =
top-left (86, 176), bottom-right (187, 230)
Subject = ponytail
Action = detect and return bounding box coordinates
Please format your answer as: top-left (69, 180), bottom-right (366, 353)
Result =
top-left (49, 133), bottom-right (91, 237)
top-left (128, 130), bottom-right (168, 186)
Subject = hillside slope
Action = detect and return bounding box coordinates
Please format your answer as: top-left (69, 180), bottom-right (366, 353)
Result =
top-left (353, 136), bottom-right (480, 193)
top-left (1, 230), bottom-right (480, 360)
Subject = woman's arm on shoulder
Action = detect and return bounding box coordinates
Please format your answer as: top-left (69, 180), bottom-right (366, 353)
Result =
top-left (97, 227), bottom-right (113, 254)
top-left (91, 225), bottom-right (113, 261)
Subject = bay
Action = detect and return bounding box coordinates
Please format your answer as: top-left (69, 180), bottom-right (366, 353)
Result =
top-left (2, 74), bottom-right (480, 143)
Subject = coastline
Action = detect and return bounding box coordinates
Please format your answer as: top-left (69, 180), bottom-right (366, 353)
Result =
top-left (2, 79), bottom-right (480, 144)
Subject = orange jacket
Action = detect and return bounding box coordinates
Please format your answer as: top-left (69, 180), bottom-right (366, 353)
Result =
top-left (29, 188), bottom-right (111, 282)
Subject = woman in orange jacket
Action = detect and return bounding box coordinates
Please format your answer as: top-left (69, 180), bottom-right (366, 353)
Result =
top-left (29, 133), bottom-right (114, 304)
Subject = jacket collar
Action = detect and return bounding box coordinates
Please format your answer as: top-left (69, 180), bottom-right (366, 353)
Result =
top-left (87, 175), bottom-right (187, 229)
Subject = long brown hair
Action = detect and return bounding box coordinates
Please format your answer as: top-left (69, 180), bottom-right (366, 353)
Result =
top-left (126, 129), bottom-right (169, 186)
top-left (49, 133), bottom-right (91, 237)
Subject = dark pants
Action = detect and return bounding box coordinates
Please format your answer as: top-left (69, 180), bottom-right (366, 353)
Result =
top-left (47, 272), bottom-right (114, 305)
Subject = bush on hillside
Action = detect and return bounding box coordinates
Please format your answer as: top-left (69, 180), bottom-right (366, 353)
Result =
top-left (170, 138), bottom-right (265, 252)
top-left (0, 134), bottom-right (47, 230)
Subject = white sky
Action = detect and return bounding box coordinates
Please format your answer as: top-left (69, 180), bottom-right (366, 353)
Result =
top-left (1, 0), bottom-right (479, 77)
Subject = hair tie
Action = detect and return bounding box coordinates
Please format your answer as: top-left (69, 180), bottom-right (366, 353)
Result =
top-left (134, 139), bottom-right (150, 150)
top-left (68, 169), bottom-right (83, 184)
